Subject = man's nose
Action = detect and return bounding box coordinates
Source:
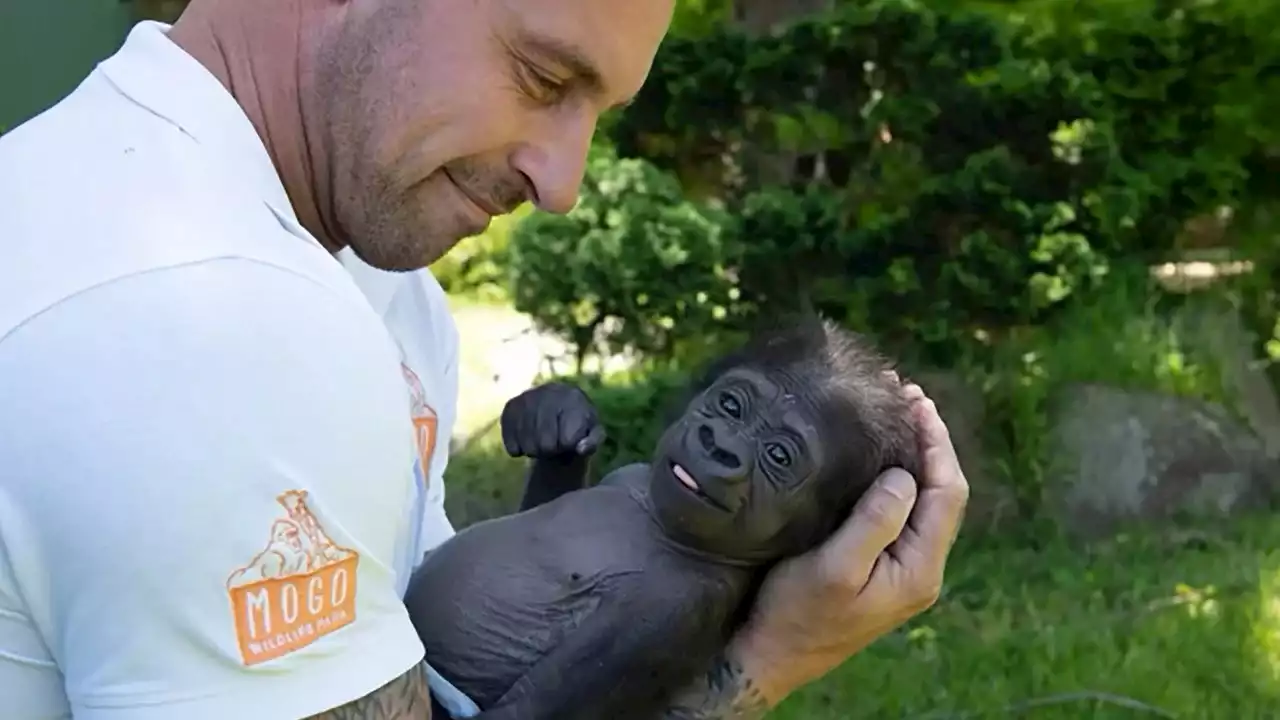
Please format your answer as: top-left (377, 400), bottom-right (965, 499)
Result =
top-left (510, 108), bottom-right (596, 215)
top-left (696, 420), bottom-right (754, 482)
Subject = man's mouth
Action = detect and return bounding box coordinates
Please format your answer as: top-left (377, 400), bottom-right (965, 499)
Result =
top-left (670, 462), bottom-right (731, 512)
top-left (442, 167), bottom-right (504, 216)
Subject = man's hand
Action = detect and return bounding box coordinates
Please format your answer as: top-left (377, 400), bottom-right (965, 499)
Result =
top-left (500, 382), bottom-right (606, 460)
top-left (661, 382), bottom-right (969, 718)
top-left (732, 382), bottom-right (968, 702)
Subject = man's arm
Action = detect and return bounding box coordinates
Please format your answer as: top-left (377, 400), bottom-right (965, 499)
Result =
top-left (659, 385), bottom-right (970, 719)
top-left (307, 667), bottom-right (433, 720)
top-left (659, 650), bottom-right (771, 720)
top-left (0, 259), bottom-right (435, 719)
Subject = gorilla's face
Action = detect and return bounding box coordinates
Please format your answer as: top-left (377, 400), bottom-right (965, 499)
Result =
top-left (648, 366), bottom-right (846, 562)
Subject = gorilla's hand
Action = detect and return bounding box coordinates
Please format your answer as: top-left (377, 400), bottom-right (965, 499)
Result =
top-left (500, 382), bottom-right (606, 460)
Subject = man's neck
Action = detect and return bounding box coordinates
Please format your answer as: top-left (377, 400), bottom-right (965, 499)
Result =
top-left (167, 1), bottom-right (343, 253)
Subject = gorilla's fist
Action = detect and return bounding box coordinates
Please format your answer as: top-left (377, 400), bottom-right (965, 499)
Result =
top-left (500, 382), bottom-right (606, 460)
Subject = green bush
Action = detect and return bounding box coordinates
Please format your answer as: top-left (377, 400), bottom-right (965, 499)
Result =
top-left (512, 0), bottom-right (1132, 367)
top-left (431, 205), bottom-right (531, 304)
top-left (503, 0), bottom-right (1280, 371)
top-left (506, 146), bottom-right (745, 370)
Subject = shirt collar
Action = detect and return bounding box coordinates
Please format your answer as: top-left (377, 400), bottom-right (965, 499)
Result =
top-left (97, 20), bottom-right (299, 225)
top-left (97, 20), bottom-right (406, 315)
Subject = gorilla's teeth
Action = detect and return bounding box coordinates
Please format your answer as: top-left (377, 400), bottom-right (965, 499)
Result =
top-left (672, 463), bottom-right (700, 492)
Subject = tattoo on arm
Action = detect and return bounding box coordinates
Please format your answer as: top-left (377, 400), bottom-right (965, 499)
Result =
top-left (305, 665), bottom-right (432, 720)
top-left (660, 652), bottom-right (770, 720)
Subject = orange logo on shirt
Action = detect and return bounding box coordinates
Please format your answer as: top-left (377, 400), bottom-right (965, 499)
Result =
top-left (227, 490), bottom-right (360, 666)
top-left (401, 363), bottom-right (438, 486)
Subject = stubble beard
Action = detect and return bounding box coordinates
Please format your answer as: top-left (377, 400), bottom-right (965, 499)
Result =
top-left (312, 2), bottom-right (458, 273)
top-left (312, 0), bottom-right (529, 273)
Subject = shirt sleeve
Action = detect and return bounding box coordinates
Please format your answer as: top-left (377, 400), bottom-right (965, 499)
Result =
top-left (0, 258), bottom-right (427, 719)
top-left (422, 273), bottom-right (460, 549)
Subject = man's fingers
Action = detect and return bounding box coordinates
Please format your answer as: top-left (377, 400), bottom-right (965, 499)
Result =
top-left (815, 467), bottom-right (918, 589)
top-left (917, 396), bottom-right (959, 477)
top-left (903, 397), bottom-right (969, 565)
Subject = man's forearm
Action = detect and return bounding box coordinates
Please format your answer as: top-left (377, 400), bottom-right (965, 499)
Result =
top-left (659, 650), bottom-right (772, 720)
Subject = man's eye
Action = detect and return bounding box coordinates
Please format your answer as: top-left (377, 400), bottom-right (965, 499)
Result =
top-left (765, 442), bottom-right (792, 467)
top-left (718, 392), bottom-right (742, 418)
top-left (519, 62), bottom-right (569, 104)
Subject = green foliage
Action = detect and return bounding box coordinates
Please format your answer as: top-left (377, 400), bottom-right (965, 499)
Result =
top-left (996, 0), bottom-right (1280, 253)
top-left (488, 0), bottom-right (1278, 532)
top-left (509, 0), bottom-right (1276, 369)
top-left (527, 0), bottom-right (1141, 365)
top-left (432, 204), bottom-right (530, 304)
top-left (506, 146), bottom-right (744, 369)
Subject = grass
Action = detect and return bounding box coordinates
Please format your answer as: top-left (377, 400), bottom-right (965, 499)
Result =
top-left (442, 428), bottom-right (1280, 718)
top-left (771, 514), bottom-right (1280, 719)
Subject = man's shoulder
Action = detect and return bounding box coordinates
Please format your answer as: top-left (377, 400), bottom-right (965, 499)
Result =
top-left (0, 70), bottom-right (280, 246)
top-left (339, 249), bottom-right (460, 360)
top-left (0, 68), bottom-right (201, 212)
top-left (0, 74), bottom-right (355, 344)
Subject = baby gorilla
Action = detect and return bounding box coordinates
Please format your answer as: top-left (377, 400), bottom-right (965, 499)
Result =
top-left (405, 318), bottom-right (920, 720)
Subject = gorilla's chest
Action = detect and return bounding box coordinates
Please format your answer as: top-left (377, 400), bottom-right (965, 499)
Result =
top-left (410, 486), bottom-right (729, 709)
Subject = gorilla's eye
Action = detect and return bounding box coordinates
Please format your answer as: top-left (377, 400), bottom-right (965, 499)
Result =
top-left (718, 391), bottom-right (742, 419)
top-left (765, 442), bottom-right (792, 467)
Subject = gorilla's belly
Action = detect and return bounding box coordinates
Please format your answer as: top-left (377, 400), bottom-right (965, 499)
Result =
top-left (409, 510), bottom-right (640, 710)
top-left (423, 574), bottom-right (606, 707)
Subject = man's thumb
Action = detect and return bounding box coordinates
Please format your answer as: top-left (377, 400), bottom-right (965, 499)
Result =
top-left (820, 468), bottom-right (918, 574)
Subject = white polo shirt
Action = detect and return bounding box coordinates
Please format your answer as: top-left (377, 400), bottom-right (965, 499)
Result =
top-left (0, 20), bottom-right (459, 719)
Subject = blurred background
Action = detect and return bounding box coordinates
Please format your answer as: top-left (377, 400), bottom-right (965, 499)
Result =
top-left (6, 0), bottom-right (1280, 717)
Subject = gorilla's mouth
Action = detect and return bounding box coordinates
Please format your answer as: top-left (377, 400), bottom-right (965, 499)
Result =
top-left (671, 462), bottom-right (731, 512)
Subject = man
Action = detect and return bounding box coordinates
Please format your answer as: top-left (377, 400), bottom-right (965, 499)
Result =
top-left (0, 0), bottom-right (969, 717)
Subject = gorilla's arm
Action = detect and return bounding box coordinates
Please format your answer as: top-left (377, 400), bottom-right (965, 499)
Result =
top-left (502, 382), bottom-right (605, 512)
top-left (471, 585), bottom-right (712, 720)
top-left (518, 452), bottom-right (592, 511)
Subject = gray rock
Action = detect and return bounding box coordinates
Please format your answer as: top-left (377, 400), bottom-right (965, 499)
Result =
top-left (1173, 298), bottom-right (1280, 461)
top-left (1048, 382), bottom-right (1279, 538)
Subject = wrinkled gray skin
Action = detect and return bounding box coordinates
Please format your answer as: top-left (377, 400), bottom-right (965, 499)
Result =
top-left (405, 322), bottom-right (919, 720)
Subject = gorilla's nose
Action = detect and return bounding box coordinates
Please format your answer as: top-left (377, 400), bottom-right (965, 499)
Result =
top-left (696, 420), bottom-right (751, 480)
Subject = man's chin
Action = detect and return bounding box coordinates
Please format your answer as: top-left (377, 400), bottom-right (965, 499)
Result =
top-left (345, 195), bottom-right (480, 271)
top-left (346, 234), bottom-right (441, 273)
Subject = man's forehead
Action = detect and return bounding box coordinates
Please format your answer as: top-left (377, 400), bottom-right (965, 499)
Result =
top-left (497, 0), bottom-right (674, 106)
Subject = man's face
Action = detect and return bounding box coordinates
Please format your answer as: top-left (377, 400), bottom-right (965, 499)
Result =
top-left (313, 0), bottom-right (674, 271)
